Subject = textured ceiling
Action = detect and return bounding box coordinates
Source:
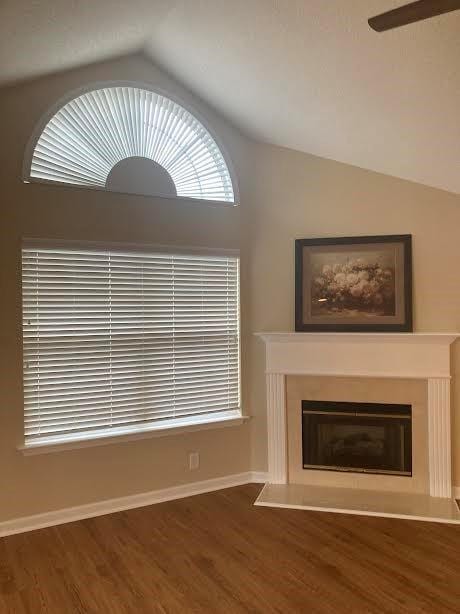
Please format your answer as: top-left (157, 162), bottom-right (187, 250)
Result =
top-left (1, 1), bottom-right (460, 194)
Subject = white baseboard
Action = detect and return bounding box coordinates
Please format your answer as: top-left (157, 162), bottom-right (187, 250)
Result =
top-left (250, 471), bottom-right (269, 483)
top-left (0, 471), bottom-right (268, 538)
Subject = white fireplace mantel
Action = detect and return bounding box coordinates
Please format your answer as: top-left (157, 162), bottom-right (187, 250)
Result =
top-left (256, 332), bottom-right (459, 499)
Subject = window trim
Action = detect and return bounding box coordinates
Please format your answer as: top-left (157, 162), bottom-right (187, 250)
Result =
top-left (22, 238), bottom-right (240, 259)
top-left (23, 80), bottom-right (240, 207)
top-left (20, 239), bottom-right (243, 453)
top-left (18, 412), bottom-right (249, 456)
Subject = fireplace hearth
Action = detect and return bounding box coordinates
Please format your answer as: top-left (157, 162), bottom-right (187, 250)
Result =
top-left (302, 400), bottom-right (412, 476)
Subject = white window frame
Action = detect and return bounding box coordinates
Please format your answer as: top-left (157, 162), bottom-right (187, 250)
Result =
top-left (23, 81), bottom-right (240, 207)
top-left (19, 239), bottom-right (246, 455)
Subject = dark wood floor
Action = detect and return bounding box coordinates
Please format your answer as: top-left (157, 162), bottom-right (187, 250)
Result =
top-left (1, 484), bottom-right (460, 613)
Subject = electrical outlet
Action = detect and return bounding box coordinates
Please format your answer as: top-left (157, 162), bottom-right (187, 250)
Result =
top-left (189, 451), bottom-right (199, 471)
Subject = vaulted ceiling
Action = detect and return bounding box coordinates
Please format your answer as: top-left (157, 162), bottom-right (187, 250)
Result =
top-left (1, 0), bottom-right (459, 194)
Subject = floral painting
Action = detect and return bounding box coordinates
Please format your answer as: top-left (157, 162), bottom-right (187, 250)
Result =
top-left (310, 251), bottom-right (395, 318)
top-left (295, 235), bottom-right (412, 332)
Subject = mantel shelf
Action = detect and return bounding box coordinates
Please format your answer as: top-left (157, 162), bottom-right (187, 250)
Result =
top-left (255, 331), bottom-right (457, 382)
top-left (255, 332), bottom-right (460, 345)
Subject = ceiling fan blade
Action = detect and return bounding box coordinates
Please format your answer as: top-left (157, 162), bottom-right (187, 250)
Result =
top-left (368, 0), bottom-right (460, 31)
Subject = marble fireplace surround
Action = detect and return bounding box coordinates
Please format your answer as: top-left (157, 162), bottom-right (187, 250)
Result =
top-left (255, 332), bottom-right (460, 523)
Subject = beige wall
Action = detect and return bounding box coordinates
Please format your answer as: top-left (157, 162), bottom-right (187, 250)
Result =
top-left (3, 53), bottom-right (460, 523)
top-left (246, 143), bottom-right (460, 484)
top-left (0, 54), bottom-right (254, 522)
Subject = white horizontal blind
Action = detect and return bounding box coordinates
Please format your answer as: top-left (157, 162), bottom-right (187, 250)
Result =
top-left (22, 246), bottom-right (240, 445)
top-left (29, 87), bottom-right (235, 203)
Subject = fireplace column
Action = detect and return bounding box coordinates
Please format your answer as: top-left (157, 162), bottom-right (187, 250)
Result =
top-left (266, 373), bottom-right (287, 484)
top-left (428, 378), bottom-right (452, 498)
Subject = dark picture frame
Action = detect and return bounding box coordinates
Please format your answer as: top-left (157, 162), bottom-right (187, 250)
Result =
top-left (295, 235), bottom-right (412, 332)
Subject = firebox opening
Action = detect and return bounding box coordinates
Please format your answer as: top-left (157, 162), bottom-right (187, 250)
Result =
top-left (302, 400), bottom-right (412, 477)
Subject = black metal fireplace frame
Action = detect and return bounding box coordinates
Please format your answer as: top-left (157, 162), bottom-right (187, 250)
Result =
top-left (302, 400), bottom-right (412, 477)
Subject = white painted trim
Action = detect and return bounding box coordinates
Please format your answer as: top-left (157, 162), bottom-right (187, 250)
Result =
top-left (428, 378), bottom-right (452, 497)
top-left (22, 237), bottom-right (240, 259)
top-left (255, 332), bottom-right (460, 344)
top-left (266, 373), bottom-right (287, 484)
top-left (0, 471), bottom-right (265, 538)
top-left (256, 332), bottom-right (458, 380)
top-left (265, 370), bottom-right (451, 380)
top-left (19, 415), bottom-right (249, 456)
top-left (249, 471), bottom-right (269, 483)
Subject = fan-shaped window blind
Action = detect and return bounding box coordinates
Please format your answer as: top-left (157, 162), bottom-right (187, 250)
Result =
top-left (22, 244), bottom-right (240, 447)
top-left (27, 86), bottom-right (235, 203)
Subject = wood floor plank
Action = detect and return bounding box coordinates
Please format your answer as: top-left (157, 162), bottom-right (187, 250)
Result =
top-left (1, 484), bottom-right (460, 613)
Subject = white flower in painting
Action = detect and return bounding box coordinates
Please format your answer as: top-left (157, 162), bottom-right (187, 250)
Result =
top-left (350, 280), bottom-right (369, 298)
top-left (358, 270), bottom-right (369, 281)
top-left (329, 282), bottom-right (340, 293)
top-left (322, 264), bottom-right (333, 275)
top-left (346, 273), bottom-right (359, 286)
top-left (334, 272), bottom-right (347, 286)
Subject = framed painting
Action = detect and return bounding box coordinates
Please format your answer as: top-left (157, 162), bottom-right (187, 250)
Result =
top-left (295, 235), bottom-right (412, 332)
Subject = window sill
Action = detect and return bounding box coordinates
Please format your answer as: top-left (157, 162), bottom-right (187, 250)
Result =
top-left (25, 178), bottom-right (239, 207)
top-left (18, 413), bottom-right (249, 456)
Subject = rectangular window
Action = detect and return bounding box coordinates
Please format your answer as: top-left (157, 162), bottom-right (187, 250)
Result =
top-left (22, 243), bottom-right (240, 447)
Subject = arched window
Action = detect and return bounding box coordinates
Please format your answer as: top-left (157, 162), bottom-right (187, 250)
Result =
top-left (25, 85), bottom-right (236, 203)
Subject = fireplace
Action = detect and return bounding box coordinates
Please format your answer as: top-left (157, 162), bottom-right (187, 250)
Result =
top-left (255, 332), bottom-right (459, 522)
top-left (302, 400), bottom-right (412, 476)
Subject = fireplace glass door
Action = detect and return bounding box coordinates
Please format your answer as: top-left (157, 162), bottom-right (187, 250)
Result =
top-left (302, 401), bottom-right (412, 476)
